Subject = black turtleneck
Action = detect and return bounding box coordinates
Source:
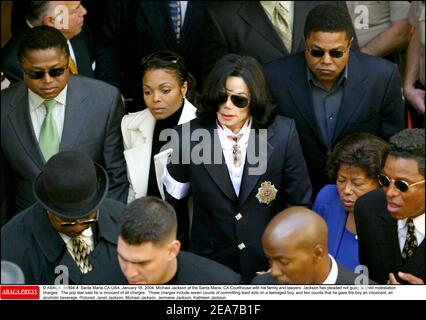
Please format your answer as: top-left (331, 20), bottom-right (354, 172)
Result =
top-left (147, 104), bottom-right (184, 197)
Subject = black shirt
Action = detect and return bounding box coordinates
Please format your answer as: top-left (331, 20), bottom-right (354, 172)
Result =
top-left (147, 105), bottom-right (184, 197)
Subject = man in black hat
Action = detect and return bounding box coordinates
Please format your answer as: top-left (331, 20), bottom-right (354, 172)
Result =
top-left (1, 151), bottom-right (127, 285)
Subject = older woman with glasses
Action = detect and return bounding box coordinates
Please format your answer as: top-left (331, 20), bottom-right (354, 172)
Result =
top-left (163, 54), bottom-right (312, 283)
top-left (313, 133), bottom-right (389, 271)
top-left (121, 51), bottom-right (198, 203)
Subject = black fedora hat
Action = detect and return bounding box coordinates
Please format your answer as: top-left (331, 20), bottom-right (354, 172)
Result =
top-left (33, 151), bottom-right (109, 219)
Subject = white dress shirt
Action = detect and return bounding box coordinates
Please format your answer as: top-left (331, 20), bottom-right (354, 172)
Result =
top-left (217, 117), bottom-right (252, 197)
top-left (29, 85), bottom-right (67, 142)
top-left (323, 254), bottom-right (339, 284)
top-left (397, 213), bottom-right (425, 254)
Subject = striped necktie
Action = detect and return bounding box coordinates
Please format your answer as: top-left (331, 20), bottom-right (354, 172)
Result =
top-left (168, 1), bottom-right (181, 41)
top-left (273, 1), bottom-right (292, 52)
top-left (71, 236), bottom-right (93, 274)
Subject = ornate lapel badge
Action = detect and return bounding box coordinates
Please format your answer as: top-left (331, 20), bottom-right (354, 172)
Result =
top-left (256, 181), bottom-right (278, 205)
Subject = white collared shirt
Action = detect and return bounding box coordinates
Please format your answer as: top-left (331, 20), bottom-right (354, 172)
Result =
top-left (60, 227), bottom-right (95, 262)
top-left (323, 254), bottom-right (339, 284)
top-left (217, 117), bottom-right (252, 197)
top-left (29, 85), bottom-right (67, 142)
top-left (397, 213), bottom-right (425, 254)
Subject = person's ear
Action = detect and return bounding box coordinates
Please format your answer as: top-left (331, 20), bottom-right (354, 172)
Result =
top-left (42, 15), bottom-right (55, 27)
top-left (180, 81), bottom-right (188, 99)
top-left (348, 36), bottom-right (354, 49)
top-left (167, 240), bottom-right (181, 260)
top-left (312, 244), bottom-right (324, 263)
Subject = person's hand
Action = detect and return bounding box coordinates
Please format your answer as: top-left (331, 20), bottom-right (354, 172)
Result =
top-left (404, 86), bottom-right (425, 115)
top-left (256, 268), bottom-right (271, 275)
top-left (387, 272), bottom-right (424, 284)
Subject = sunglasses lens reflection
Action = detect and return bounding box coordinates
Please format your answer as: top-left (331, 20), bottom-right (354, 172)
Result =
top-left (230, 95), bottom-right (248, 108)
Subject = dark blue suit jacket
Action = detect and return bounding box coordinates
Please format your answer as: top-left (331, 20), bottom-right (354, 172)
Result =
top-left (263, 51), bottom-right (405, 197)
top-left (165, 116), bottom-right (312, 283)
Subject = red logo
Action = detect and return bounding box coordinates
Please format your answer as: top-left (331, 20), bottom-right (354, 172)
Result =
top-left (0, 286), bottom-right (40, 299)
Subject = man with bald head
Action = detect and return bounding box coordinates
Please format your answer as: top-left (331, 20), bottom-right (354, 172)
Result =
top-left (252, 206), bottom-right (365, 285)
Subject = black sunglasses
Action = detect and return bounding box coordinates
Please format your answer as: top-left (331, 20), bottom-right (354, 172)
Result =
top-left (24, 66), bottom-right (68, 80)
top-left (58, 211), bottom-right (98, 227)
top-left (377, 174), bottom-right (425, 193)
top-left (218, 92), bottom-right (249, 108)
top-left (307, 48), bottom-right (347, 58)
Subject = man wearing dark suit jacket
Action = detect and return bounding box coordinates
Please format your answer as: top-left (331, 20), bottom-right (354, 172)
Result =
top-left (252, 206), bottom-right (372, 285)
top-left (263, 4), bottom-right (405, 198)
top-left (355, 129), bottom-right (425, 285)
top-left (1, 151), bottom-right (127, 285)
top-left (201, 1), bottom-right (358, 81)
top-left (117, 197), bottom-right (242, 285)
top-left (1, 26), bottom-right (128, 224)
top-left (1, 1), bottom-right (95, 84)
top-left (95, 0), bottom-right (207, 112)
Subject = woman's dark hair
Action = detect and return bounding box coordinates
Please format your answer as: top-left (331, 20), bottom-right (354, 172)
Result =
top-left (197, 54), bottom-right (276, 128)
top-left (139, 51), bottom-right (198, 107)
top-left (327, 133), bottom-right (389, 182)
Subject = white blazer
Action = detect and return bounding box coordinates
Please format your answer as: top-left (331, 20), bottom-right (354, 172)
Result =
top-left (121, 99), bottom-right (197, 202)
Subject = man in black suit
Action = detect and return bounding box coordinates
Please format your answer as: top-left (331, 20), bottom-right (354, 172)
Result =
top-left (252, 206), bottom-right (370, 285)
top-left (1, 1), bottom-right (95, 84)
top-left (201, 1), bottom-right (358, 81)
top-left (95, 0), bottom-right (207, 112)
top-left (355, 129), bottom-right (425, 285)
top-left (263, 4), bottom-right (405, 198)
top-left (1, 151), bottom-right (127, 285)
top-left (117, 196), bottom-right (242, 285)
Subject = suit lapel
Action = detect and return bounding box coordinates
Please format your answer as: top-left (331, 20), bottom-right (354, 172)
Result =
top-left (238, 126), bottom-right (274, 207)
top-left (59, 76), bottom-right (89, 151)
top-left (377, 209), bottom-right (403, 273)
top-left (238, 2), bottom-right (288, 55)
top-left (400, 239), bottom-right (425, 276)
top-left (202, 125), bottom-right (237, 202)
top-left (8, 84), bottom-right (45, 169)
top-left (288, 68), bottom-right (327, 147)
top-left (332, 52), bottom-right (366, 143)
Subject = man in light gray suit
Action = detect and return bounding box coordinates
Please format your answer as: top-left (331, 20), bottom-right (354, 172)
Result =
top-left (1, 26), bottom-right (128, 224)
